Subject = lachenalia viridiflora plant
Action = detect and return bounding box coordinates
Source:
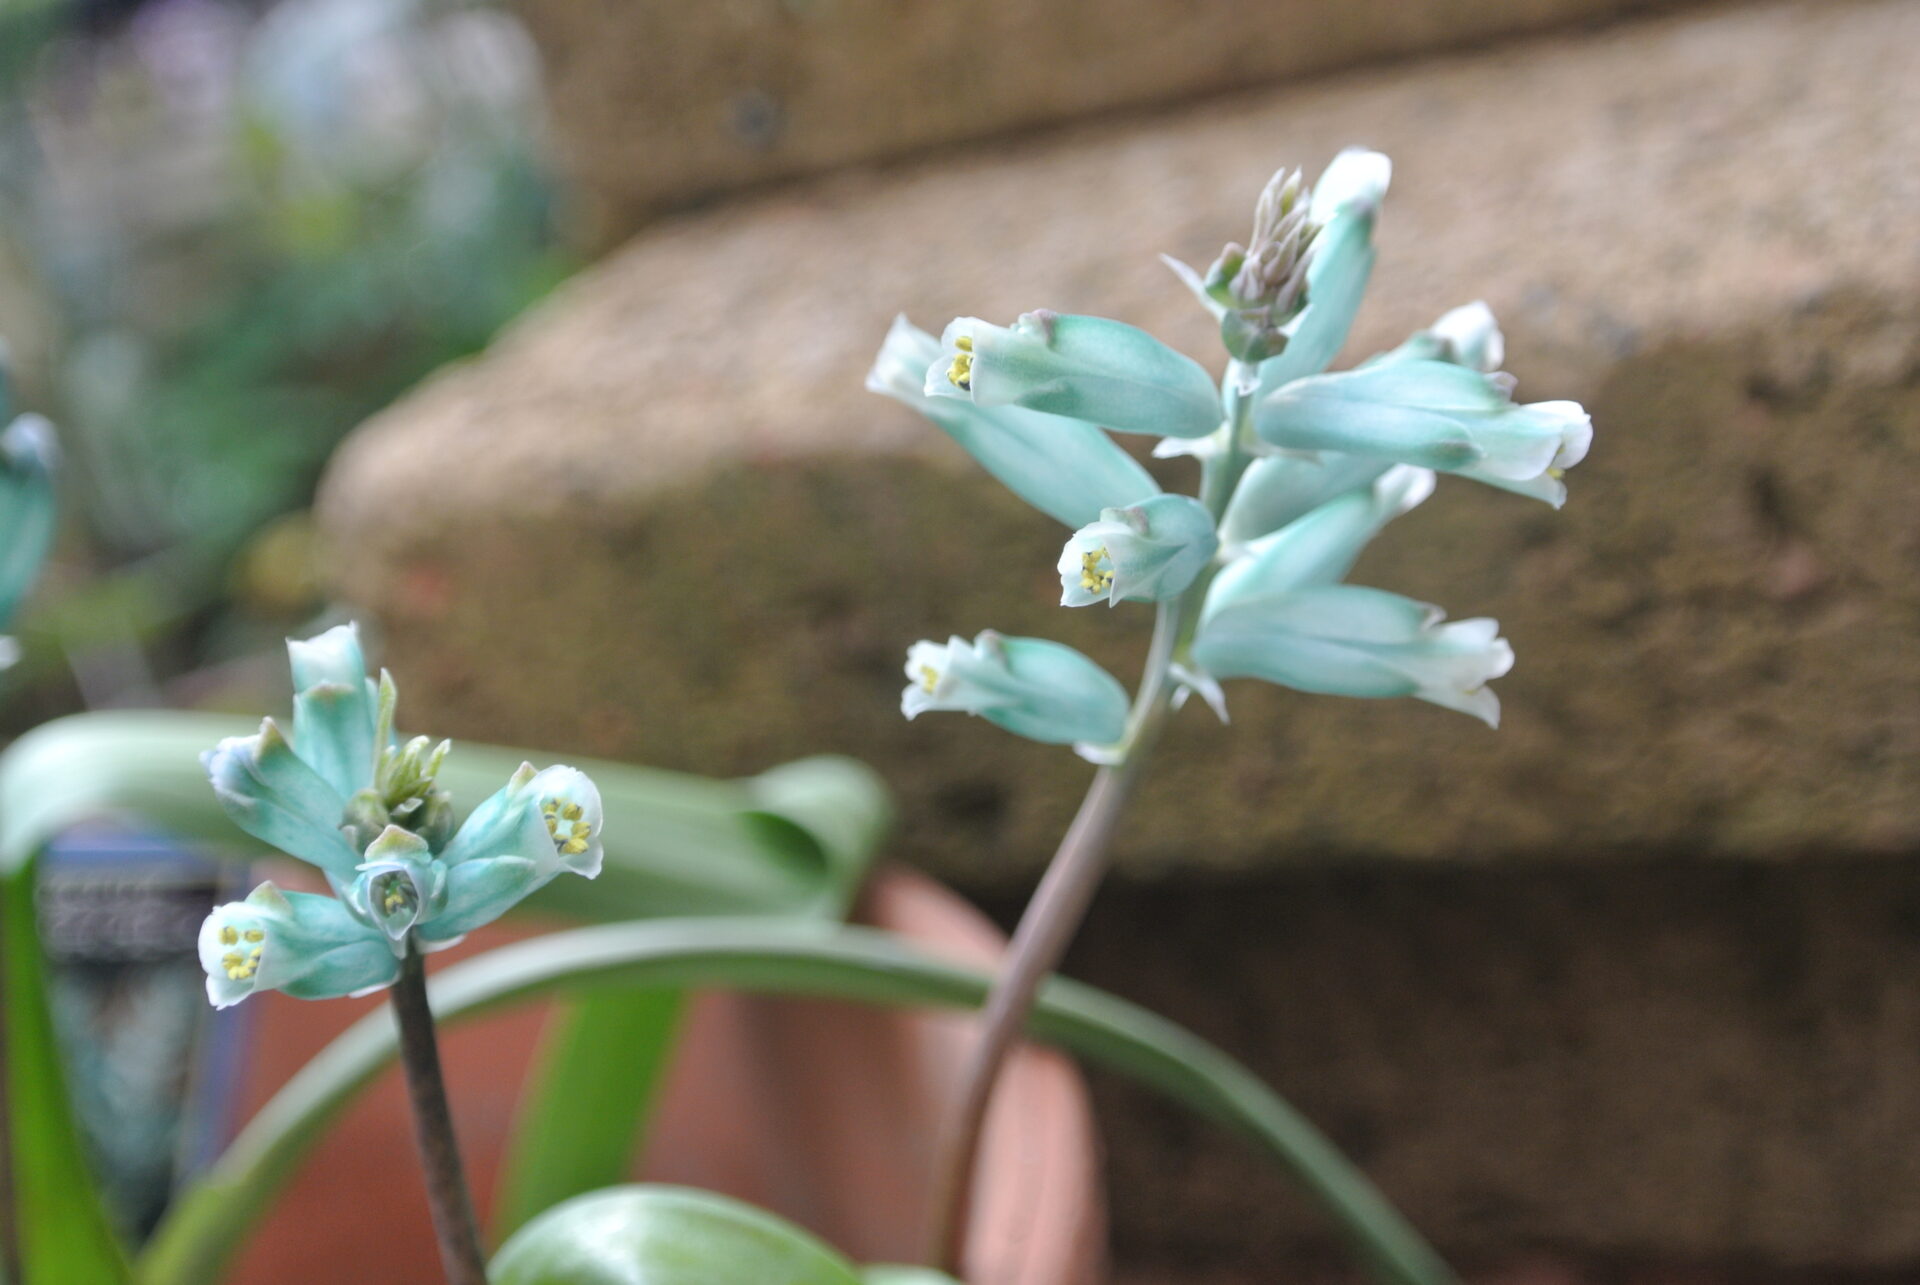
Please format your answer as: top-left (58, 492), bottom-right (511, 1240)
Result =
top-left (194, 623), bottom-right (604, 1285)
top-left (868, 149), bottom-right (1592, 1269)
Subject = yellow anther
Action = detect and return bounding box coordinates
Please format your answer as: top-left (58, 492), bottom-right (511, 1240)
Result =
top-left (542, 800), bottom-right (558, 815)
top-left (562, 803), bottom-right (583, 821)
top-left (917, 664), bottom-right (940, 693)
top-left (220, 926), bottom-right (239, 946)
top-left (1079, 549), bottom-right (1114, 593)
top-left (1547, 467), bottom-right (1566, 480)
top-left (955, 335), bottom-right (973, 352)
top-left (249, 946), bottom-right (263, 962)
top-left (222, 951), bottom-right (243, 969)
top-left (946, 352), bottom-right (973, 390)
top-left (544, 815), bottom-right (560, 836)
top-left (563, 837), bottom-right (589, 855)
top-left (244, 929), bottom-right (265, 943)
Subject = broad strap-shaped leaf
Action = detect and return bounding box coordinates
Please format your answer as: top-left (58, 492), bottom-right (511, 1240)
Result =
top-left (138, 920), bottom-right (1455, 1285)
top-left (490, 1185), bottom-right (864, 1285)
top-left (1, 869), bottom-right (133, 1284)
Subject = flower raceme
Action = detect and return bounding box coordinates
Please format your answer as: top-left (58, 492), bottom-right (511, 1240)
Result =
top-left (872, 148), bottom-right (1593, 744)
top-left (196, 623), bottom-right (604, 1008)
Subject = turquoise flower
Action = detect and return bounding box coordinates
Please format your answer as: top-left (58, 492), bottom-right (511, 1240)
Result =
top-left (198, 883), bottom-right (401, 1010)
top-left (1191, 586), bottom-right (1513, 727)
top-left (867, 315), bottom-right (1160, 527)
top-left (902, 631), bottom-right (1130, 752)
top-left (925, 311), bottom-right (1223, 440)
top-left (197, 624), bottom-right (604, 1005)
top-left (1187, 465), bottom-right (1513, 725)
top-left (0, 410), bottom-right (57, 649)
top-left (1057, 494), bottom-right (1218, 608)
top-left (1207, 466), bottom-right (1435, 613)
top-left (1255, 358), bottom-right (1591, 505)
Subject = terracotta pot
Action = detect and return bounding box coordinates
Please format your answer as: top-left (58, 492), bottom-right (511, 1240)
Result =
top-left (220, 866), bottom-right (1106, 1284)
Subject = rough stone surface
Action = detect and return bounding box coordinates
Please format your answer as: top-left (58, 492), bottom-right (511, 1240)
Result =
top-left (319, 0), bottom-right (1920, 889)
top-left (1032, 859), bottom-right (1920, 1271)
top-left (517, 0), bottom-right (1703, 247)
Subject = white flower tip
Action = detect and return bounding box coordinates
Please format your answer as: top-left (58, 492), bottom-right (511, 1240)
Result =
top-left (866, 315), bottom-right (939, 400)
top-left (1375, 465), bottom-right (1436, 517)
top-left (1431, 301), bottom-right (1505, 372)
top-left (1311, 148), bottom-right (1392, 222)
top-left (1171, 663), bottom-right (1230, 724)
top-left (1074, 740), bottom-right (1126, 766)
top-left (1544, 402), bottom-right (1593, 469)
top-left (2, 413), bottom-right (58, 470)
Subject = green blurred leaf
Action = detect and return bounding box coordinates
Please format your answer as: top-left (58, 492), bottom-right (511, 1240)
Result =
top-left (1, 874), bottom-right (133, 1283)
top-left (137, 920), bottom-right (1455, 1285)
top-left (490, 1185), bottom-right (863, 1285)
top-left (494, 990), bottom-right (686, 1241)
top-left (861, 1267), bottom-right (965, 1285)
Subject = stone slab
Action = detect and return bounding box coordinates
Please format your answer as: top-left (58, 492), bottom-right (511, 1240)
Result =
top-left (517, 0), bottom-right (1705, 246)
top-left (318, 0), bottom-right (1920, 888)
top-left (1042, 858), bottom-right (1920, 1270)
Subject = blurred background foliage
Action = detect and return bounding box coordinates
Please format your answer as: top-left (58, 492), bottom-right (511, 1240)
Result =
top-left (0, 0), bottom-right (572, 722)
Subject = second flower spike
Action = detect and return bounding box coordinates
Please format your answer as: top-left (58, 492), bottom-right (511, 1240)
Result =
top-left (1057, 494), bottom-right (1219, 608)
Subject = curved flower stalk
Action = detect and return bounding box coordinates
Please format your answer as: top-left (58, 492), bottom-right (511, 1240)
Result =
top-left (869, 148), bottom-right (1595, 1270)
top-left (197, 622), bottom-right (604, 1008)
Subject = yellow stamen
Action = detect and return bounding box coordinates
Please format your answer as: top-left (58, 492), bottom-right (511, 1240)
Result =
top-left (563, 838), bottom-right (589, 855)
top-left (243, 929), bottom-right (265, 943)
top-left (562, 803), bottom-right (583, 821)
top-left (222, 951), bottom-right (243, 969)
top-left (917, 664), bottom-right (940, 693)
top-left (947, 352), bottom-right (973, 390)
top-left (1080, 549), bottom-right (1114, 593)
top-left (219, 926), bottom-right (239, 946)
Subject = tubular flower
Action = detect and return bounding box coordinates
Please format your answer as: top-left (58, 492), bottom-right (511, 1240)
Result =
top-left (902, 631), bottom-right (1129, 751)
top-left (1255, 358), bottom-right (1591, 505)
top-left (198, 883), bottom-right (400, 1010)
top-left (925, 311), bottom-right (1224, 439)
top-left (1191, 586), bottom-right (1514, 727)
top-left (867, 315), bottom-right (1159, 527)
top-left (1056, 494), bottom-right (1219, 608)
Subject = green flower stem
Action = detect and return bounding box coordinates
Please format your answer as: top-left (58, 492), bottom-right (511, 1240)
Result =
top-left (0, 886), bottom-right (18, 1285)
top-left (391, 941), bottom-right (489, 1285)
top-left (926, 365), bottom-right (1259, 1271)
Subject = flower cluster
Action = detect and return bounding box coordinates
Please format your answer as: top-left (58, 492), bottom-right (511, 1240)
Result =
top-left (0, 351), bottom-right (57, 667)
top-left (196, 624), bottom-right (603, 1008)
top-left (870, 149), bottom-right (1591, 754)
